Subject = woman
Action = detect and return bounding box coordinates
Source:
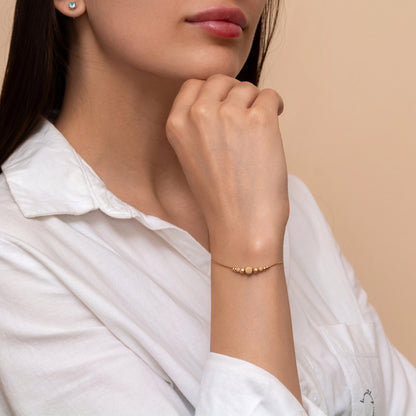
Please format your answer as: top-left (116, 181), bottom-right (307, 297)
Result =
top-left (0, 0), bottom-right (414, 414)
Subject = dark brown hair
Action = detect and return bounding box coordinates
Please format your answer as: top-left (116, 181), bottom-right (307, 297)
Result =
top-left (0, 0), bottom-right (281, 173)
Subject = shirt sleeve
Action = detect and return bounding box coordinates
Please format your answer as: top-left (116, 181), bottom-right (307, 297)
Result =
top-left (338, 246), bottom-right (416, 414)
top-left (0, 233), bottom-right (328, 416)
top-left (0, 234), bottom-right (190, 415)
top-left (289, 175), bottom-right (416, 414)
top-left (196, 352), bottom-right (327, 415)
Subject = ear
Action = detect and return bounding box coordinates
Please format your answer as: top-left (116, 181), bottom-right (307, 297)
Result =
top-left (53, 0), bottom-right (86, 18)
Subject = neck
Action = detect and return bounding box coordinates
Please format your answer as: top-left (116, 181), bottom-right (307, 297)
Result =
top-left (55, 33), bottom-right (195, 215)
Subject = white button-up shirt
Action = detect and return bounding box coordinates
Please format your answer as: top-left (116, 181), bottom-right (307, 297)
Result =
top-left (0, 118), bottom-right (415, 415)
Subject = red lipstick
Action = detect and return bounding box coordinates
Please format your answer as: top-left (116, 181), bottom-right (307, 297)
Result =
top-left (185, 6), bottom-right (248, 39)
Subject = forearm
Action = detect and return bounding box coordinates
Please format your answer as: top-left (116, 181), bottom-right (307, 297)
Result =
top-left (209, 233), bottom-right (302, 404)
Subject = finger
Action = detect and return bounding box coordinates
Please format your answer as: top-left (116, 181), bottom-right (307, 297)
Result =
top-left (221, 81), bottom-right (260, 109)
top-left (251, 88), bottom-right (284, 116)
top-left (194, 74), bottom-right (241, 103)
top-left (169, 78), bottom-right (205, 117)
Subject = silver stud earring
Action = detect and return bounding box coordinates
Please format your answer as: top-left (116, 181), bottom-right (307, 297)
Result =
top-left (69, 1), bottom-right (77, 9)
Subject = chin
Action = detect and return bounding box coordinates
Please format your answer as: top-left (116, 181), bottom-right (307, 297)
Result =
top-left (184, 63), bottom-right (244, 80)
top-left (130, 55), bottom-right (244, 84)
top-left (179, 46), bottom-right (246, 79)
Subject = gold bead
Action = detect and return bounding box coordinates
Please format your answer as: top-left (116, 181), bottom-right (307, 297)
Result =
top-left (245, 266), bottom-right (253, 275)
top-left (240, 268), bottom-right (245, 274)
top-left (236, 267), bottom-right (240, 272)
top-left (258, 267), bottom-right (264, 272)
top-left (253, 268), bottom-right (258, 273)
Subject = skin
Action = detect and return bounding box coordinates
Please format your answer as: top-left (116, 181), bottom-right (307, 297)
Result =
top-left (54, 0), bottom-right (267, 253)
top-left (54, 0), bottom-right (303, 404)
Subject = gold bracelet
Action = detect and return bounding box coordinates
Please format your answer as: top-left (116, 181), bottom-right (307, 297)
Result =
top-left (211, 259), bottom-right (283, 276)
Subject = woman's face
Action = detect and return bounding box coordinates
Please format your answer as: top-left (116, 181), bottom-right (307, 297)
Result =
top-left (81, 0), bottom-right (267, 80)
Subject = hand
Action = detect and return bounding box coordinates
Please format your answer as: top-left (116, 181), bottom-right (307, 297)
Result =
top-left (165, 74), bottom-right (289, 244)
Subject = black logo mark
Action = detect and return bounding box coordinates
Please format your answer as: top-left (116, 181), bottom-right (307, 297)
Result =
top-left (360, 389), bottom-right (375, 416)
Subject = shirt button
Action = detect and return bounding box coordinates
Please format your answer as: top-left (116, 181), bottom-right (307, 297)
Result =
top-left (311, 393), bottom-right (320, 404)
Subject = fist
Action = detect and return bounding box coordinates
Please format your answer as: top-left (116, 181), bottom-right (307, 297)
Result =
top-left (165, 74), bottom-right (289, 241)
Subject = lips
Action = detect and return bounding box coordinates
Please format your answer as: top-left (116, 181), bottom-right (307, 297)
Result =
top-left (185, 6), bottom-right (248, 30)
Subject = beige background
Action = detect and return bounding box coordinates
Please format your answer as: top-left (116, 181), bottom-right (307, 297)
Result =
top-left (1, 0), bottom-right (415, 366)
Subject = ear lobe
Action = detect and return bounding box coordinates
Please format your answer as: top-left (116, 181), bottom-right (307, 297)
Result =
top-left (53, 0), bottom-right (86, 18)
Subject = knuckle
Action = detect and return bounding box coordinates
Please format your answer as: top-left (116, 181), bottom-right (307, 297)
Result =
top-left (261, 88), bottom-right (284, 111)
top-left (166, 115), bottom-right (184, 137)
top-left (248, 106), bottom-right (269, 123)
top-left (218, 102), bottom-right (241, 118)
top-left (238, 81), bottom-right (258, 90)
top-left (261, 88), bottom-right (280, 99)
top-left (190, 101), bottom-right (212, 119)
top-left (230, 81), bottom-right (259, 95)
top-left (180, 78), bottom-right (203, 92)
top-left (182, 78), bottom-right (199, 88)
top-left (207, 73), bottom-right (228, 82)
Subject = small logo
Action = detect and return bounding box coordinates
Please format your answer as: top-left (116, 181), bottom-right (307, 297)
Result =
top-left (360, 389), bottom-right (375, 416)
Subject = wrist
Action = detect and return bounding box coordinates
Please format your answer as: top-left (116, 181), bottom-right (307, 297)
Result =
top-left (209, 232), bottom-right (284, 267)
top-left (209, 219), bottom-right (286, 246)
top-left (208, 212), bottom-right (287, 239)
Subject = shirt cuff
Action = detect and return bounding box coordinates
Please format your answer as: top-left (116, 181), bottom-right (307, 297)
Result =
top-left (195, 351), bottom-right (310, 415)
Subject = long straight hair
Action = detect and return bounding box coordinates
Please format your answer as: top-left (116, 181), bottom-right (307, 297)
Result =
top-left (0, 0), bottom-right (281, 173)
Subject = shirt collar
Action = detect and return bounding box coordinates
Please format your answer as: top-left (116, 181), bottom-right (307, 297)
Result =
top-left (2, 118), bottom-right (175, 230)
top-left (2, 118), bottom-right (214, 273)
